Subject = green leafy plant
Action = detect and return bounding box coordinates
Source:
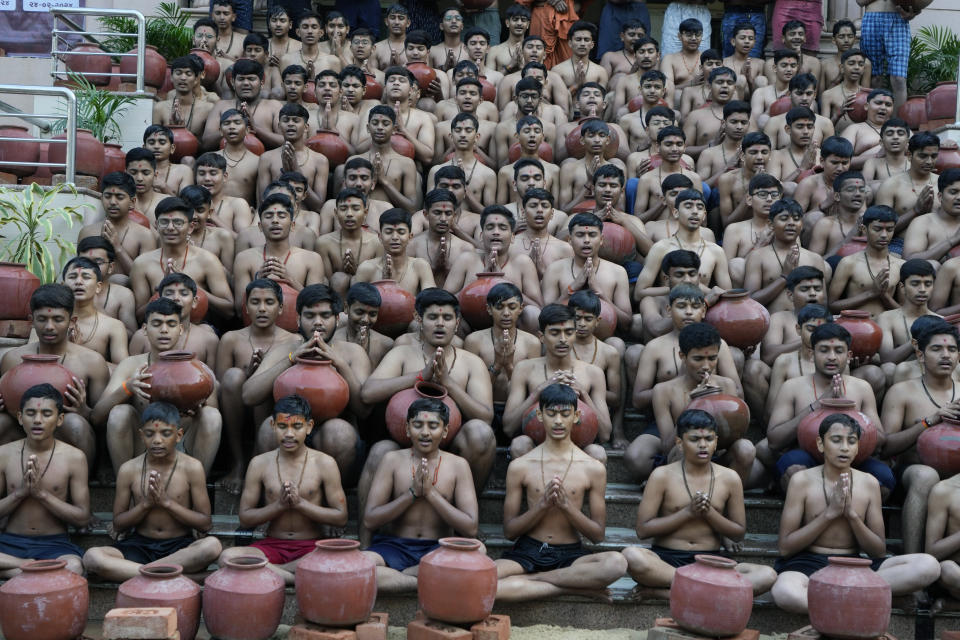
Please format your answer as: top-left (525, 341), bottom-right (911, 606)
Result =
top-left (908, 25), bottom-right (960, 95)
top-left (100, 2), bottom-right (193, 62)
top-left (0, 183), bottom-right (90, 283)
top-left (51, 72), bottom-right (136, 143)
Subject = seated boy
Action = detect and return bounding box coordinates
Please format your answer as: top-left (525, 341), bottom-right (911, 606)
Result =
top-left (495, 383), bottom-right (627, 602)
top-left (219, 394), bottom-right (347, 583)
top-left (925, 471), bottom-right (960, 601)
top-left (362, 398), bottom-right (479, 592)
top-left (623, 409), bottom-right (777, 597)
top-left (0, 384), bottom-right (90, 576)
top-left (83, 402), bottom-right (222, 582)
top-left (770, 413), bottom-right (940, 613)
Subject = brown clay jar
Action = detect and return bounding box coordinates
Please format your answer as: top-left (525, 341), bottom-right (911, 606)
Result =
top-left (120, 44), bottom-right (167, 89)
top-left (307, 130), bottom-right (350, 167)
top-left (704, 289), bottom-right (770, 350)
top-left (0, 354), bottom-right (74, 417)
top-left (898, 95), bottom-right (928, 130)
top-left (565, 117), bottom-right (619, 159)
top-left (521, 400), bottom-right (598, 448)
top-left (406, 62), bottom-right (436, 90)
top-left (202, 555), bottom-right (285, 640)
top-left (0, 262), bottom-right (40, 320)
top-left (273, 357), bottom-right (350, 421)
top-left (808, 557), bottom-right (891, 639)
top-left (797, 397), bottom-right (878, 464)
top-left (418, 537), bottom-right (497, 624)
top-left (48, 128), bottom-right (103, 178)
top-left (0, 559), bottom-right (88, 640)
top-left (116, 564), bottom-right (202, 640)
top-left (295, 539), bottom-right (377, 626)
top-left (458, 272), bottom-right (510, 329)
top-left (0, 127), bottom-right (40, 178)
top-left (385, 381), bottom-right (462, 446)
top-left (686, 387), bottom-right (750, 449)
top-left (146, 350), bottom-right (215, 413)
top-left (170, 125), bottom-right (199, 162)
top-left (372, 279), bottom-right (415, 337)
top-left (64, 43), bottom-right (112, 86)
top-left (835, 310), bottom-right (882, 359)
top-left (918, 416), bottom-right (960, 476)
top-left (599, 222), bottom-right (635, 262)
top-left (670, 554), bottom-right (752, 636)
top-left (103, 143), bottom-right (126, 175)
top-left (190, 48), bottom-right (220, 90)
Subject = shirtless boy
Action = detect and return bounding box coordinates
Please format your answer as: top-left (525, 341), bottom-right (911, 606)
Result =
top-left (126, 148), bottom-right (164, 224)
top-left (373, 4), bottom-right (411, 69)
top-left (874, 132), bottom-right (940, 227)
top-left (761, 267), bottom-right (828, 368)
top-left (508, 188), bottom-right (573, 279)
top-left (314, 188), bottom-right (384, 297)
top-left (60, 257), bottom-right (128, 366)
top-left (552, 21), bottom-right (609, 101)
top-left (212, 110), bottom-right (261, 203)
top-left (345, 106), bottom-right (421, 212)
top-left (362, 398), bottom-right (479, 592)
top-left (352, 208), bottom-right (436, 298)
top-left (877, 259), bottom-right (938, 368)
top-left (77, 236), bottom-right (138, 335)
top-left (820, 50), bottom-right (869, 135)
top-left (763, 74), bottom-right (834, 151)
top-left (828, 205), bottom-right (903, 318)
top-left (841, 88), bottom-right (894, 169)
top-left (220, 394), bottom-right (347, 583)
top-left (633, 127), bottom-right (703, 215)
top-left (925, 463), bottom-right (960, 600)
top-left (495, 383), bottom-right (627, 602)
top-left (807, 171), bottom-right (868, 259)
top-left (486, 5), bottom-right (530, 73)
top-left (751, 49), bottom-right (798, 129)
top-left (820, 19), bottom-right (872, 91)
top-left (143, 126), bottom-right (194, 196)
top-left (194, 152), bottom-right (255, 233)
top-left (623, 409), bottom-right (776, 597)
top-left (405, 190), bottom-right (474, 289)
top-left (862, 118), bottom-right (910, 189)
top-left (82, 402), bottom-right (221, 582)
top-left (331, 283), bottom-right (394, 369)
top-left (153, 55), bottom-right (214, 140)
top-left (180, 185), bottom-right (235, 272)
top-left (661, 18), bottom-right (705, 106)
top-left (202, 59), bottom-right (284, 152)
top-left (722, 171), bottom-right (781, 286)
top-left (767, 303), bottom-right (833, 421)
top-left (0, 384), bottom-right (90, 576)
top-left (256, 103), bottom-right (329, 211)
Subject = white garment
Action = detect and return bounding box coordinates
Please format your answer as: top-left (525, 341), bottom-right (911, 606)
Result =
top-left (660, 2), bottom-right (712, 55)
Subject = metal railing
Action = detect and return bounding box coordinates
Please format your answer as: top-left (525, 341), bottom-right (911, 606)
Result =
top-left (50, 8), bottom-right (146, 94)
top-left (0, 86), bottom-right (77, 184)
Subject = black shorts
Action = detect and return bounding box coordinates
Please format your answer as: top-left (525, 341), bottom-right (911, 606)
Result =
top-left (0, 532), bottom-right (83, 560)
top-left (651, 545), bottom-right (727, 569)
top-left (113, 531), bottom-right (195, 565)
top-left (501, 535), bottom-right (590, 573)
top-left (774, 551), bottom-right (885, 576)
top-left (492, 402), bottom-right (509, 446)
top-left (366, 535), bottom-right (439, 571)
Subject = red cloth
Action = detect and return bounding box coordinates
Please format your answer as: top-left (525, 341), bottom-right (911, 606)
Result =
top-left (250, 537), bottom-right (318, 565)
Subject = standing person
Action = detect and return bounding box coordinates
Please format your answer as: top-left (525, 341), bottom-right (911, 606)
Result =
top-left (859, 0), bottom-right (932, 111)
top-left (463, 0), bottom-right (501, 47)
top-left (488, 5), bottom-right (531, 73)
top-left (771, 0), bottom-right (822, 53)
top-left (513, 0), bottom-right (578, 69)
top-left (335, 0), bottom-right (382, 39)
top-left (597, 2), bottom-right (650, 59)
top-left (721, 0), bottom-right (768, 58)
top-left (660, 2), bottom-right (710, 56)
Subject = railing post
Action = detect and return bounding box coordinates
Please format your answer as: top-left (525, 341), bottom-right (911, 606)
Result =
top-left (50, 8), bottom-right (148, 93)
top-left (0, 86), bottom-right (77, 183)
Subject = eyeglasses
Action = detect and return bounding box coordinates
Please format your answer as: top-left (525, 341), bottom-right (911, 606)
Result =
top-left (157, 219), bottom-right (188, 229)
top-left (751, 190), bottom-right (781, 200)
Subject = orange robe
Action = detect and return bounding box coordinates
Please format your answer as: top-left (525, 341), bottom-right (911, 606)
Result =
top-left (515, 0), bottom-right (579, 69)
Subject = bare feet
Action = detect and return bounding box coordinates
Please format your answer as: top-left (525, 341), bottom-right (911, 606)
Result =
top-left (222, 465), bottom-right (244, 496)
top-left (629, 585), bottom-right (670, 601)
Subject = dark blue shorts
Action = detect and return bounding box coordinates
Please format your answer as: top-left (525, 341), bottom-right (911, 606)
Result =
top-left (624, 260), bottom-right (644, 284)
top-left (775, 551), bottom-right (884, 576)
top-left (114, 531), bottom-right (195, 565)
top-left (501, 535), bottom-right (590, 573)
top-left (775, 449), bottom-right (896, 492)
top-left (652, 545), bottom-right (727, 569)
top-left (367, 534), bottom-right (439, 571)
top-left (0, 532), bottom-right (83, 560)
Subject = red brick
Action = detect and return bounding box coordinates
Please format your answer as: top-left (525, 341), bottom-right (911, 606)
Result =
top-left (943, 633), bottom-right (960, 640)
top-left (287, 624), bottom-right (358, 640)
top-left (102, 607), bottom-right (177, 639)
top-left (649, 618), bottom-right (759, 640)
top-left (470, 614), bottom-right (511, 640)
top-left (356, 612), bottom-right (389, 640)
top-left (407, 619), bottom-right (473, 640)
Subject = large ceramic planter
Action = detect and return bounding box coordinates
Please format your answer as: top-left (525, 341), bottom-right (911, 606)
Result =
top-left (418, 538), bottom-right (497, 624)
top-left (686, 387), bottom-right (749, 449)
top-left (797, 397), bottom-right (878, 464)
top-left (103, 143), bottom-right (125, 176)
top-left (273, 357), bottom-right (350, 421)
top-left (835, 310), bottom-right (882, 360)
top-left (808, 557), bottom-right (891, 639)
top-left (0, 261), bottom-right (40, 320)
top-left (898, 95), bottom-right (927, 131)
top-left (926, 81), bottom-right (957, 121)
top-left (116, 564), bottom-right (201, 640)
top-left (0, 126), bottom-right (40, 178)
top-left (0, 354), bottom-right (73, 417)
top-left (521, 400), bottom-right (598, 448)
top-left (190, 48), bottom-right (220, 90)
top-left (146, 350), bottom-right (215, 413)
top-left (458, 272), bottom-right (510, 329)
top-left (385, 381), bottom-right (462, 447)
top-left (936, 140), bottom-right (960, 173)
top-left (670, 554), bottom-right (752, 637)
top-left (704, 289), bottom-right (770, 350)
top-left (203, 555), bottom-right (285, 640)
top-left (372, 279), bottom-right (415, 337)
top-left (917, 416), bottom-right (960, 476)
top-left (64, 42), bottom-right (111, 86)
top-left (296, 539), bottom-right (376, 626)
top-left (48, 128), bottom-right (103, 178)
top-left (0, 559), bottom-right (88, 640)
top-left (307, 129), bottom-right (350, 167)
top-left (120, 44), bottom-right (166, 90)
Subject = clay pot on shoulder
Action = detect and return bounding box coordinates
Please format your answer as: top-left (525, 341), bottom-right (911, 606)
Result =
top-left (296, 539), bottom-right (377, 626)
top-left (372, 279), bottom-right (415, 337)
top-left (146, 350), bottom-right (215, 413)
top-left (565, 117), bottom-right (619, 160)
top-left (797, 397), bottom-right (878, 464)
top-left (418, 538), bottom-right (497, 624)
top-left (103, 142), bottom-right (125, 176)
top-left (704, 289), bottom-right (770, 350)
top-left (0, 354), bottom-right (73, 417)
top-left (64, 42), bottom-right (112, 86)
top-left (364, 73), bottom-right (383, 100)
top-left (478, 75), bottom-right (496, 102)
top-left (220, 133), bottom-right (265, 156)
top-left (407, 62), bottom-right (437, 91)
top-left (898, 95), bottom-right (928, 131)
top-left (48, 128), bottom-right (103, 178)
top-left (302, 80), bottom-right (317, 103)
top-left (385, 381), bottom-right (462, 447)
top-left (190, 49), bottom-right (220, 90)
top-left (522, 400), bottom-right (598, 448)
top-left (670, 554), bottom-right (752, 637)
top-left (0, 262), bottom-right (40, 320)
top-left (836, 236), bottom-right (867, 257)
top-left (203, 555), bottom-right (285, 640)
top-left (116, 564), bottom-right (201, 640)
top-left (120, 44), bottom-right (167, 90)
top-left (769, 95), bottom-right (792, 117)
top-left (170, 125), bottom-right (199, 162)
top-left (686, 387), bottom-right (749, 449)
top-left (0, 126), bottom-right (40, 178)
top-left (926, 81), bottom-right (958, 121)
top-left (918, 416), bottom-right (960, 476)
top-left (599, 221), bottom-right (635, 262)
top-left (808, 557), bottom-right (891, 638)
top-left (835, 310), bottom-right (882, 360)
top-left (846, 88), bottom-right (873, 123)
top-left (459, 272), bottom-right (510, 329)
top-left (628, 96), bottom-right (669, 113)
top-left (391, 133), bottom-right (415, 159)
top-left (307, 129), bottom-right (350, 166)
top-left (571, 199), bottom-right (597, 215)
top-left (0, 559), bottom-right (88, 640)
top-left (596, 299), bottom-right (617, 340)
top-left (508, 141), bottom-right (553, 163)
top-left (936, 139), bottom-right (960, 173)
top-left (273, 357), bottom-right (350, 421)
top-left (148, 289), bottom-right (208, 323)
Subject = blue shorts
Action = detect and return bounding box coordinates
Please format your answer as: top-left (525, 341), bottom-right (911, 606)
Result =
top-left (775, 449), bottom-right (896, 492)
top-left (501, 535), bottom-right (590, 573)
top-left (860, 12), bottom-right (910, 77)
top-left (114, 531), bottom-right (195, 565)
top-left (598, 2), bottom-right (652, 59)
top-left (888, 236), bottom-right (904, 257)
top-left (775, 551), bottom-right (884, 576)
top-left (652, 545), bottom-right (727, 569)
top-left (367, 534), bottom-right (439, 571)
top-left (0, 532), bottom-right (83, 560)
top-left (721, 9), bottom-right (766, 58)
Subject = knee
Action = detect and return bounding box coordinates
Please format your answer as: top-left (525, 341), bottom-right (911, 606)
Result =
top-left (107, 405), bottom-right (137, 434)
top-left (510, 435), bottom-right (534, 459)
top-left (584, 444), bottom-right (607, 464)
top-left (744, 359), bottom-right (770, 384)
top-left (911, 553), bottom-right (942, 584)
top-left (199, 536), bottom-right (223, 559)
top-left (771, 576), bottom-right (806, 612)
top-left (199, 407), bottom-right (223, 433)
top-left (221, 368), bottom-right (246, 392)
top-left (82, 548), bottom-right (107, 574)
top-left (941, 560), bottom-right (960, 585)
top-left (622, 546), bottom-right (655, 575)
top-left (731, 438), bottom-right (756, 462)
top-left (604, 336), bottom-right (625, 354)
top-left (318, 419), bottom-right (357, 452)
top-left (729, 347), bottom-right (745, 373)
top-left (460, 420), bottom-right (495, 453)
top-left (367, 439), bottom-right (400, 464)
top-left (600, 551), bottom-right (628, 578)
top-left (907, 465), bottom-right (941, 492)
top-left (63, 555), bottom-right (84, 575)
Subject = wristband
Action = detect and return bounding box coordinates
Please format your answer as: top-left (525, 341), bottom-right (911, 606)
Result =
top-left (921, 418), bottom-right (931, 429)
top-left (288, 352), bottom-right (295, 364)
top-left (122, 381), bottom-right (133, 397)
top-left (416, 372), bottom-right (424, 382)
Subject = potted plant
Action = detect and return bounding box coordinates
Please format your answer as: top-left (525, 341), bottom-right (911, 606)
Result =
top-left (907, 25), bottom-right (959, 95)
top-left (99, 2), bottom-right (193, 62)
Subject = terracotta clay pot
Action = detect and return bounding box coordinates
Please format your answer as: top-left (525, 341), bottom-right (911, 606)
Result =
top-left (508, 141), bottom-right (553, 163)
top-left (157, 67), bottom-right (174, 100)
top-left (148, 289), bottom-right (208, 323)
top-left (599, 221), bottom-right (635, 262)
top-left (390, 133), bottom-right (416, 159)
top-left (64, 42), bottom-right (111, 86)
top-left (274, 357), bottom-right (349, 421)
top-left (596, 299), bottom-right (617, 340)
top-left (670, 554), bottom-right (752, 637)
top-left (565, 117), bottom-right (619, 160)
top-left (846, 88), bottom-right (873, 123)
top-left (628, 96), bottom-right (669, 113)
top-left (146, 350), bottom-right (215, 413)
top-left (203, 555), bottom-right (285, 640)
top-left (836, 236), bottom-right (868, 257)
top-left (808, 556), bottom-right (891, 638)
top-left (120, 45), bottom-right (167, 90)
top-left (769, 95), bottom-right (792, 116)
top-left (385, 381), bottom-right (462, 447)
top-left (917, 416), bottom-right (960, 476)
top-left (372, 279), bottom-right (415, 337)
top-left (190, 48), bottom-right (220, 90)
top-left (571, 199), bottom-right (597, 215)
top-left (48, 128), bottom-right (103, 178)
top-left (307, 129), bottom-right (350, 166)
top-left (103, 142), bottom-right (125, 176)
top-left (407, 62), bottom-right (437, 91)
top-left (936, 139), bottom-right (960, 173)
top-left (296, 539), bottom-right (377, 626)
top-left (704, 289), bottom-right (770, 350)
top-left (686, 387), bottom-right (749, 449)
top-left (0, 559), bottom-right (88, 640)
top-left (797, 397), bottom-right (878, 464)
top-left (219, 133), bottom-right (265, 156)
top-left (898, 95), bottom-right (928, 131)
top-left (521, 400), bottom-right (598, 448)
top-left (129, 208), bottom-right (151, 228)
top-left (117, 564), bottom-right (201, 640)
top-left (926, 81), bottom-right (958, 121)
top-left (0, 354), bottom-right (74, 417)
top-left (364, 73), bottom-right (383, 100)
top-left (459, 272), bottom-right (511, 329)
top-left (170, 125), bottom-right (199, 162)
top-left (241, 281), bottom-right (300, 332)
top-left (0, 261), bottom-right (40, 320)
top-left (478, 75), bottom-right (497, 102)
top-left (302, 80), bottom-right (317, 104)
top-left (418, 537), bottom-right (496, 624)
top-left (0, 126), bottom-right (40, 178)
top-left (835, 310), bottom-right (882, 360)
